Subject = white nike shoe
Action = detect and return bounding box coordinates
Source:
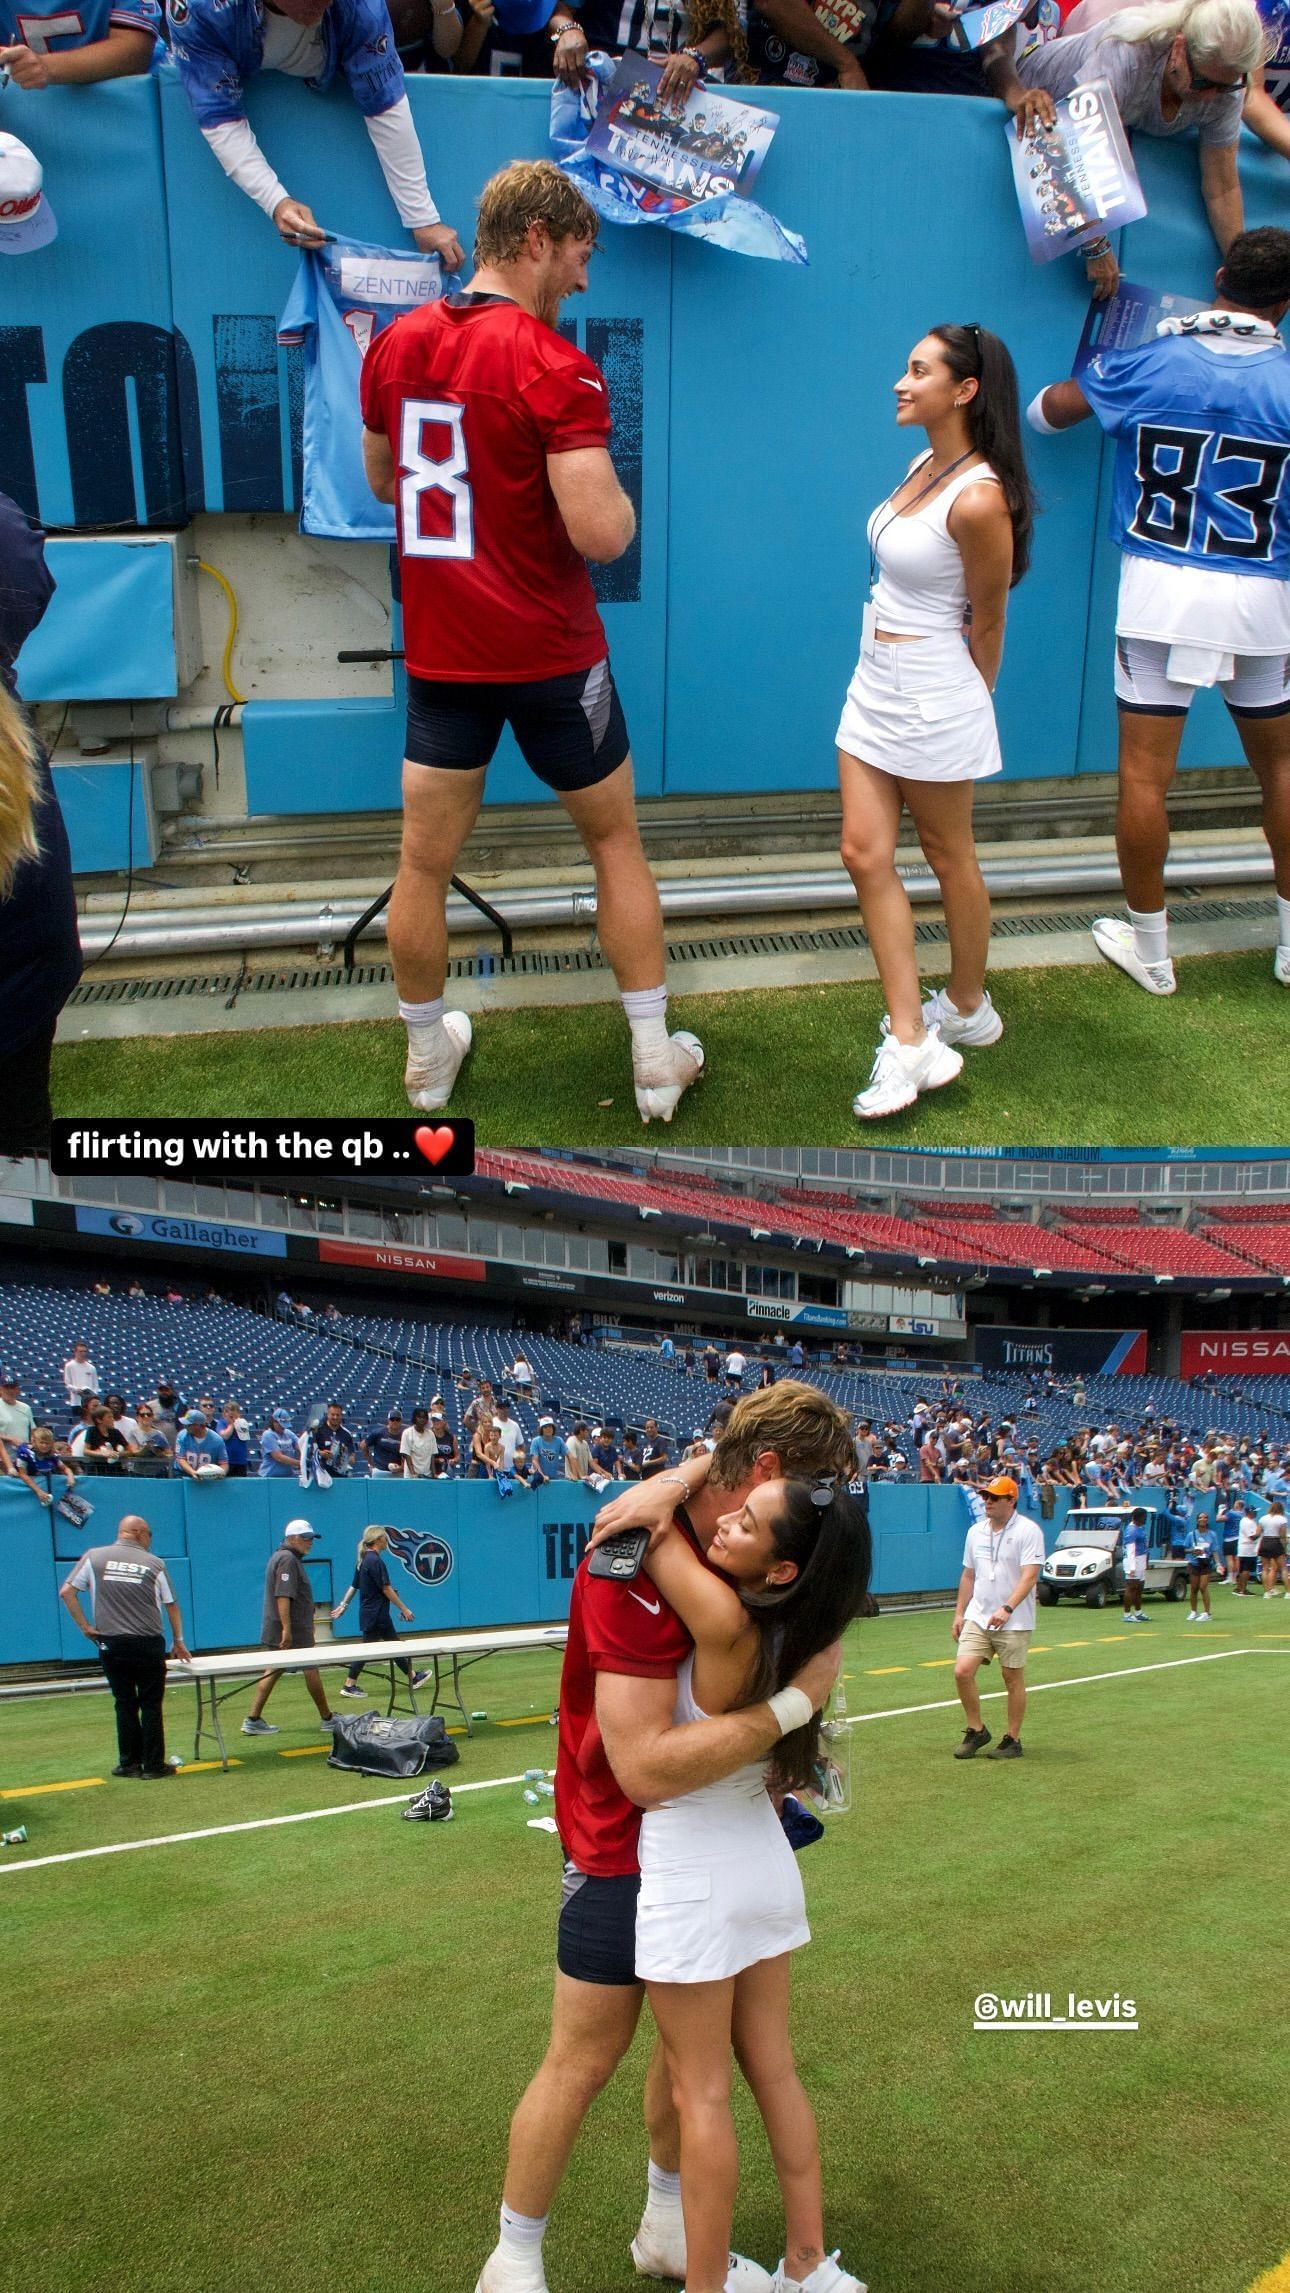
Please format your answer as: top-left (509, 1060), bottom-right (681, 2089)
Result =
top-left (1274, 945), bottom-right (1290, 985)
top-left (474, 2251), bottom-right (548, 2293)
top-left (631, 2209), bottom-right (686, 2280)
top-left (771, 2254), bottom-right (868, 2293)
top-left (1091, 917), bottom-right (1176, 996)
top-left (724, 2258), bottom-right (775, 2293)
top-left (921, 986), bottom-right (1004, 1048)
top-left (852, 1027), bottom-right (962, 1120)
top-left (633, 1030), bottom-right (704, 1124)
top-left (405, 1010), bottom-right (472, 1112)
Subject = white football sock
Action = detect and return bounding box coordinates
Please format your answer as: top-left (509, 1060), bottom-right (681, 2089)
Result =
top-left (1128, 907), bottom-right (1169, 968)
top-left (497, 2202), bottom-right (548, 2259)
top-left (644, 2159), bottom-right (683, 2213)
top-left (623, 983), bottom-right (670, 1059)
top-left (399, 994), bottom-right (446, 1048)
top-left (1277, 893), bottom-right (1290, 950)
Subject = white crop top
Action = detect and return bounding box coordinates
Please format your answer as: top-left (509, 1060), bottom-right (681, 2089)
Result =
top-left (868, 453), bottom-right (1002, 636)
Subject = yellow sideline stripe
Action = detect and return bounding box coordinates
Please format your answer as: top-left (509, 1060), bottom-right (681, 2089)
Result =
top-left (173, 1759), bottom-right (240, 1774)
top-left (1, 1778), bottom-right (105, 1798)
top-left (279, 1747), bottom-right (330, 1759)
top-left (867, 1667), bottom-right (909, 1676)
top-left (1248, 2255), bottom-right (1290, 2291)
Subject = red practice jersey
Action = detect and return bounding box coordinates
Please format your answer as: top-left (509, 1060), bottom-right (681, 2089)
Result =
top-left (555, 1536), bottom-right (693, 1879)
top-left (359, 294), bottom-right (613, 683)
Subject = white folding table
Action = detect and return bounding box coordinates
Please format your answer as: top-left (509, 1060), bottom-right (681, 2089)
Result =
top-left (168, 1625), bottom-right (569, 1769)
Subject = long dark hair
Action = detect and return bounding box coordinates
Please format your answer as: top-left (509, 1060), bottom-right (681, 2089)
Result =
top-left (929, 322), bottom-right (1035, 586)
top-left (738, 1481), bottom-right (872, 1791)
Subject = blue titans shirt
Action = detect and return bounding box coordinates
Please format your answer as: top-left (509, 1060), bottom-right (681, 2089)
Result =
top-left (177, 1430), bottom-right (228, 1468)
top-left (1080, 333), bottom-right (1290, 582)
top-left (278, 235), bottom-right (448, 539)
top-left (168, 0), bottom-right (404, 129)
top-left (528, 1436), bottom-right (566, 1481)
top-left (0, 0), bottom-right (160, 49)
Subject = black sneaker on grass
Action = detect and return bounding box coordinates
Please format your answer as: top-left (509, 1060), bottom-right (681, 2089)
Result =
top-left (953, 1726), bottom-right (992, 1759)
top-left (987, 1735), bottom-right (1023, 1760)
top-left (403, 1781), bottom-right (453, 1823)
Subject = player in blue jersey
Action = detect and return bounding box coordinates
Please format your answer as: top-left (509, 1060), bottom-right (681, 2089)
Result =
top-left (1030, 228), bottom-right (1290, 994)
top-left (168, 0), bottom-right (463, 271)
top-left (0, 0), bottom-right (159, 84)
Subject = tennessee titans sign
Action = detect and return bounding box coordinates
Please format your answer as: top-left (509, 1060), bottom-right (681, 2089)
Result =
top-left (382, 1525), bottom-right (454, 1586)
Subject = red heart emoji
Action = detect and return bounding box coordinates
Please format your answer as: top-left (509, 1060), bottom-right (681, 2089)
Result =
top-left (414, 1124), bottom-right (457, 1167)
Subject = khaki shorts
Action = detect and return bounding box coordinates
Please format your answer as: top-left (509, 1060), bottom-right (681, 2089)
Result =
top-left (958, 1619), bottom-right (1032, 1671)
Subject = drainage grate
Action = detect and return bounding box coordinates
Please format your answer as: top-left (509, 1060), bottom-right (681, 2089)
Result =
top-left (66, 893), bottom-right (1275, 1009)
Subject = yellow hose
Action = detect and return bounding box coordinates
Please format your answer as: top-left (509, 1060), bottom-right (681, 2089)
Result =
top-left (195, 559), bottom-right (247, 706)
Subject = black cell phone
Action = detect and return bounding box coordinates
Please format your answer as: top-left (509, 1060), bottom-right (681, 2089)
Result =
top-left (587, 1529), bottom-right (650, 1581)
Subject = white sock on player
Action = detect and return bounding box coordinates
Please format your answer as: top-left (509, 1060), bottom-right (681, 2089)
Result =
top-left (622, 983), bottom-right (670, 1060)
top-left (1128, 907), bottom-right (1169, 969)
top-left (1278, 894), bottom-right (1290, 949)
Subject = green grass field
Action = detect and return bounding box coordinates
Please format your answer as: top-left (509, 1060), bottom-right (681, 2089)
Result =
top-left (51, 950), bottom-right (1290, 1146)
top-left (4, 1599), bottom-right (1289, 2293)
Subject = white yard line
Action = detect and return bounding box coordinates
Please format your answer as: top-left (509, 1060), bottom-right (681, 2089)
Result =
top-left (3, 1648), bottom-right (1285, 1878)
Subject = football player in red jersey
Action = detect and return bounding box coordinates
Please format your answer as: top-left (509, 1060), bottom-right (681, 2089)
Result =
top-left (473, 1382), bottom-right (858, 2293)
top-left (361, 158), bottom-right (704, 1124)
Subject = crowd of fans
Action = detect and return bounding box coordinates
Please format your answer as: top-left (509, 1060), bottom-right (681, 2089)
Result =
top-left (2, 0), bottom-right (1285, 303)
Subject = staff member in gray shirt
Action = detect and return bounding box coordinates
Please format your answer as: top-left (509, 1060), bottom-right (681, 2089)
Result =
top-left (241, 1519), bottom-right (340, 1737)
top-left (60, 1515), bottom-right (191, 1778)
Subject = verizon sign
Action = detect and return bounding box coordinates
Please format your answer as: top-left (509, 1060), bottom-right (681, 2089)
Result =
top-left (1180, 1330), bottom-right (1290, 1375)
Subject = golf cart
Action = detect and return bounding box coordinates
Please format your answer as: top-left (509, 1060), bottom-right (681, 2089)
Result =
top-left (1037, 1506), bottom-right (1191, 1609)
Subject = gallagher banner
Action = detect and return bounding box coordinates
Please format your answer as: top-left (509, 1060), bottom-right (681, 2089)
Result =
top-left (975, 1326), bottom-right (1148, 1374)
top-left (1180, 1330), bottom-right (1290, 1376)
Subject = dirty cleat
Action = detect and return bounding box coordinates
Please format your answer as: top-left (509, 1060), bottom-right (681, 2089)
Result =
top-left (634, 1030), bottom-right (704, 1124)
top-left (921, 986), bottom-right (1004, 1048)
top-left (853, 1027), bottom-right (962, 1120)
top-left (403, 1780), bottom-right (453, 1822)
top-left (405, 1010), bottom-right (472, 1112)
top-left (1091, 918), bottom-right (1175, 996)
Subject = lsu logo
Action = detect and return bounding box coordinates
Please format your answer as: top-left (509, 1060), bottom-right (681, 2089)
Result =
top-left (381, 1525), bottom-right (453, 1585)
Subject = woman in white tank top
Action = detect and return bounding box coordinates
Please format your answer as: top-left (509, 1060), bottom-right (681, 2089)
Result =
top-left (835, 323), bottom-right (1035, 1120)
top-left (599, 1476), bottom-right (872, 2293)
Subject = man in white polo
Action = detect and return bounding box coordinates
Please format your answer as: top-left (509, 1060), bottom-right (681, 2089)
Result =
top-left (951, 1474), bottom-right (1046, 1762)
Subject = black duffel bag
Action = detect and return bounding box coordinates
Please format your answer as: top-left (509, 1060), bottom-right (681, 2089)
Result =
top-left (327, 1712), bottom-right (460, 1779)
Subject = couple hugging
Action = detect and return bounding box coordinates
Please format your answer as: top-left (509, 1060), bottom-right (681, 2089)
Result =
top-left (475, 1381), bottom-right (873, 2293)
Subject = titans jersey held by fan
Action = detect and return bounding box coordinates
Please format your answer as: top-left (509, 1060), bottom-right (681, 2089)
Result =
top-left (358, 294), bottom-right (613, 683)
top-left (0, 0), bottom-right (160, 50)
top-left (554, 1544), bottom-right (692, 1878)
top-left (1080, 333), bottom-right (1290, 583)
top-left (278, 237), bottom-right (448, 542)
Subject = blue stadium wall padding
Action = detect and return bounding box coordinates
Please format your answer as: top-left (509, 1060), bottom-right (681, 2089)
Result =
top-left (51, 1474), bottom-right (189, 1560)
top-left (241, 698), bottom-right (404, 818)
top-left (50, 760), bottom-right (160, 875)
top-left (10, 72), bottom-right (1289, 835)
top-left (0, 1486), bottom-right (65, 1664)
top-left (17, 540), bottom-right (180, 703)
top-left (361, 1476), bottom-right (463, 1631)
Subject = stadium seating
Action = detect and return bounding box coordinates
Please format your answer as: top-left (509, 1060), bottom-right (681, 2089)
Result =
top-left (1200, 1227), bottom-right (1290, 1276)
top-left (1062, 1228), bottom-right (1257, 1278)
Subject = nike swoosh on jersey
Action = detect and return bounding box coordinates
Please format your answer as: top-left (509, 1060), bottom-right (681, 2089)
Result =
top-left (626, 1588), bottom-right (662, 1614)
top-left (578, 376), bottom-right (605, 390)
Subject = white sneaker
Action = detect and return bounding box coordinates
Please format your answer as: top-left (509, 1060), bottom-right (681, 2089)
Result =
top-left (1133, 1611), bottom-right (1147, 1622)
top-left (852, 1027), bottom-right (963, 1120)
top-left (633, 1030), bottom-right (704, 1124)
top-left (474, 2253), bottom-right (549, 2293)
top-left (1274, 945), bottom-right (1290, 985)
top-left (1265, 1591), bottom-right (1277, 1599)
top-left (921, 986), bottom-right (1004, 1048)
top-left (405, 1010), bottom-right (472, 1112)
top-left (240, 1716), bottom-right (279, 1735)
top-left (1185, 1610), bottom-right (1196, 1621)
top-left (631, 2210), bottom-right (687, 2280)
top-left (1196, 1611), bottom-right (1212, 1623)
top-left (1091, 917), bottom-right (1176, 996)
top-left (771, 2254), bottom-right (868, 2293)
top-left (724, 2259), bottom-right (775, 2293)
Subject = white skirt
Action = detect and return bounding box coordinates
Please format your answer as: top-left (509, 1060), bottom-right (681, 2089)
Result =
top-left (835, 629), bottom-right (1002, 783)
top-left (635, 1766), bottom-right (810, 1984)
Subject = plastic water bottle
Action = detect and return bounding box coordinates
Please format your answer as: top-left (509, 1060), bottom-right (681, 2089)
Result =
top-left (815, 1679), bottom-right (852, 1816)
top-left (522, 1788), bottom-right (542, 1806)
top-left (522, 1768), bottom-right (545, 1782)
top-left (2, 1826), bottom-right (28, 1846)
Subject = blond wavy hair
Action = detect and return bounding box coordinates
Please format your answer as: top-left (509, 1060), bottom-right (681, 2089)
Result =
top-left (709, 1379), bottom-right (859, 1492)
top-left (474, 160), bottom-right (599, 268)
top-left (0, 683), bottom-right (40, 899)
